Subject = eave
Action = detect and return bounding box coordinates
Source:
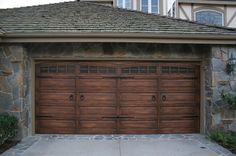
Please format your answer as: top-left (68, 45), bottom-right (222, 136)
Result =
top-left (0, 32), bottom-right (236, 44)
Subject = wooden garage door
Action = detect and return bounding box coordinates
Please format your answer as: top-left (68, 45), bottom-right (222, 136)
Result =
top-left (35, 62), bottom-right (200, 134)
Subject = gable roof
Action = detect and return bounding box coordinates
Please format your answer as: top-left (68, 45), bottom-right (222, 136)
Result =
top-left (0, 1), bottom-right (235, 44)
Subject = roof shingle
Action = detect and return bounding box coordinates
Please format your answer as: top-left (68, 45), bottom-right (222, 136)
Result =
top-left (0, 1), bottom-right (235, 35)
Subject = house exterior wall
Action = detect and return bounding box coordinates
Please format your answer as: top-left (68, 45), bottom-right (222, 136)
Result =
top-left (114, 0), bottom-right (165, 15)
top-left (170, 2), bottom-right (236, 28)
top-left (0, 43), bottom-right (235, 138)
top-left (81, 0), bottom-right (167, 15)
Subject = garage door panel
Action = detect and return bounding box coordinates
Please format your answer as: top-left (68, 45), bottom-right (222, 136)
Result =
top-left (38, 128), bottom-right (76, 134)
top-left (79, 121), bottom-right (116, 129)
top-left (119, 116), bottom-right (157, 121)
top-left (78, 93), bottom-right (116, 106)
top-left (160, 79), bottom-right (195, 91)
top-left (159, 128), bottom-right (197, 133)
top-left (39, 93), bottom-right (75, 104)
top-left (37, 119), bottom-right (76, 134)
top-left (78, 79), bottom-right (116, 92)
top-left (38, 106), bottom-right (75, 117)
top-left (120, 79), bottom-right (157, 92)
top-left (119, 129), bottom-right (158, 134)
top-left (120, 101), bottom-right (157, 107)
top-left (120, 107), bottom-right (157, 116)
top-left (36, 61), bottom-right (200, 134)
top-left (78, 129), bottom-right (116, 134)
top-left (120, 121), bottom-right (157, 129)
top-left (161, 93), bottom-right (195, 103)
top-left (120, 93), bottom-right (157, 102)
top-left (39, 78), bottom-right (75, 91)
top-left (160, 118), bottom-right (199, 133)
top-left (160, 106), bottom-right (197, 115)
top-left (78, 107), bottom-right (116, 116)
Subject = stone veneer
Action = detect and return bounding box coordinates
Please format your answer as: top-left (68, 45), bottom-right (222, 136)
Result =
top-left (0, 44), bottom-right (29, 138)
top-left (211, 46), bottom-right (236, 132)
top-left (0, 43), bottom-right (235, 138)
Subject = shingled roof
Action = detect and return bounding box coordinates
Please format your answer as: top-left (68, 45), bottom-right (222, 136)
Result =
top-left (0, 29), bottom-right (4, 34)
top-left (0, 1), bottom-right (235, 35)
top-left (0, 1), bottom-right (235, 44)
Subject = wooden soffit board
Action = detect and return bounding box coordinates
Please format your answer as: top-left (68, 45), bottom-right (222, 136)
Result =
top-left (0, 32), bottom-right (236, 44)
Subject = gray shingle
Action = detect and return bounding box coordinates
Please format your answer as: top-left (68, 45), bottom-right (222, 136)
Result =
top-left (0, 1), bottom-right (235, 35)
top-left (0, 28), bottom-right (4, 34)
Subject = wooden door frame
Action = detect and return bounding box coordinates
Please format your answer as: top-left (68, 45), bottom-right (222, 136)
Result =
top-left (32, 59), bottom-right (203, 135)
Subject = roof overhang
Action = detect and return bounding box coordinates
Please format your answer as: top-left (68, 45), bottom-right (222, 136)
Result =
top-left (178, 0), bottom-right (236, 5)
top-left (0, 32), bottom-right (236, 44)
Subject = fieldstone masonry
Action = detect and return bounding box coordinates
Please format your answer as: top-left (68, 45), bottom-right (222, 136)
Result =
top-left (211, 46), bottom-right (236, 132)
top-left (0, 44), bottom-right (29, 138)
top-left (0, 43), bottom-right (236, 139)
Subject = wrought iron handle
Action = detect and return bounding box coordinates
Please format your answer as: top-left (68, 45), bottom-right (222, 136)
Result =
top-left (69, 94), bottom-right (74, 101)
top-left (152, 95), bottom-right (156, 101)
top-left (162, 95), bottom-right (166, 101)
top-left (80, 95), bottom-right (85, 101)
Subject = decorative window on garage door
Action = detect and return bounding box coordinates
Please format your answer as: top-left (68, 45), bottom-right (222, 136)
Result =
top-left (79, 65), bottom-right (116, 74)
top-left (161, 66), bottom-right (195, 74)
top-left (121, 66), bottom-right (157, 74)
top-left (39, 64), bottom-right (76, 74)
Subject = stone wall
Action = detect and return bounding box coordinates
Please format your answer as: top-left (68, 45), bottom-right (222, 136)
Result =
top-left (0, 44), bottom-right (29, 138)
top-left (211, 46), bottom-right (236, 132)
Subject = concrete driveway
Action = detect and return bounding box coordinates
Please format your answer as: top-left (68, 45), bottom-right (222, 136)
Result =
top-left (2, 134), bottom-right (235, 156)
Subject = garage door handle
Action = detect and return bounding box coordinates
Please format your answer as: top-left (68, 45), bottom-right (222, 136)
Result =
top-left (69, 95), bottom-right (74, 101)
top-left (162, 95), bottom-right (166, 101)
top-left (152, 95), bottom-right (156, 101)
top-left (80, 95), bottom-right (85, 101)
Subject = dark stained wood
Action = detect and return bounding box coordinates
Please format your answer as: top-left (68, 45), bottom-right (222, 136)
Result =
top-left (159, 63), bottom-right (200, 133)
top-left (77, 77), bottom-right (117, 134)
top-left (35, 63), bottom-right (76, 134)
top-left (35, 61), bottom-right (200, 134)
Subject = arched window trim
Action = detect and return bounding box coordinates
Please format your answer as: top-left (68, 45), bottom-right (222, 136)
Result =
top-left (194, 9), bottom-right (224, 26)
top-left (140, 0), bottom-right (160, 14)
